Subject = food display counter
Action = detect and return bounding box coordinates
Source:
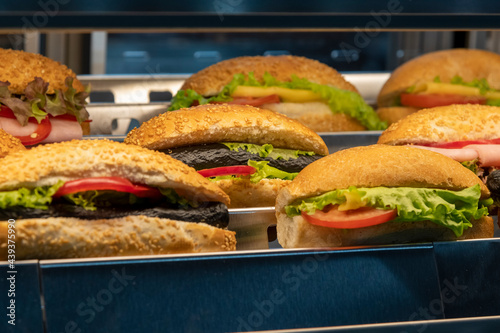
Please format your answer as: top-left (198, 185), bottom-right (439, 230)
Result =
top-left (1, 2), bottom-right (500, 333)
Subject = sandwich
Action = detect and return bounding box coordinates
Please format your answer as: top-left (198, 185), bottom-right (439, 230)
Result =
top-left (125, 104), bottom-right (329, 208)
top-left (168, 55), bottom-right (386, 132)
top-left (0, 128), bottom-right (25, 158)
top-left (0, 48), bottom-right (90, 146)
top-left (0, 139), bottom-right (235, 259)
top-left (377, 48), bottom-right (500, 125)
top-left (276, 144), bottom-right (493, 248)
top-left (377, 104), bottom-right (500, 208)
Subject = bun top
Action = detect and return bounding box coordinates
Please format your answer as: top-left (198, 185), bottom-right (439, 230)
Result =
top-left (0, 129), bottom-right (25, 158)
top-left (181, 55), bottom-right (359, 96)
top-left (378, 104), bottom-right (500, 145)
top-left (125, 104), bottom-right (329, 155)
top-left (0, 48), bottom-right (85, 94)
top-left (0, 139), bottom-right (229, 205)
top-left (378, 49), bottom-right (500, 107)
top-left (278, 145), bottom-right (489, 206)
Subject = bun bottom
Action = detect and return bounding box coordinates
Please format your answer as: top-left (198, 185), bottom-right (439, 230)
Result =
top-left (216, 178), bottom-right (290, 208)
top-left (277, 212), bottom-right (494, 248)
top-left (261, 102), bottom-right (365, 132)
top-left (0, 216), bottom-right (236, 260)
top-left (376, 106), bottom-right (419, 125)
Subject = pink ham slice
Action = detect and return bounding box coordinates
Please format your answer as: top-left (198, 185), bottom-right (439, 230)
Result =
top-left (0, 117), bottom-right (82, 144)
top-left (464, 144), bottom-right (500, 167)
top-left (410, 145), bottom-right (479, 162)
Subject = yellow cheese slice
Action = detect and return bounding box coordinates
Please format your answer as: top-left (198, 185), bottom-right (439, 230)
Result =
top-left (232, 85), bottom-right (323, 103)
top-left (415, 82), bottom-right (500, 100)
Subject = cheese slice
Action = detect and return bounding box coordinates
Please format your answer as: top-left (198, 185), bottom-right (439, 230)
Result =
top-left (232, 85), bottom-right (323, 103)
top-left (414, 82), bottom-right (500, 100)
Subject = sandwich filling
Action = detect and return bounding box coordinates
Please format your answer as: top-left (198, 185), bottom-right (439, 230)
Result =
top-left (161, 142), bottom-right (323, 183)
top-left (0, 77), bottom-right (90, 145)
top-left (285, 185), bottom-right (492, 237)
top-left (0, 177), bottom-right (228, 228)
top-left (168, 72), bottom-right (387, 131)
top-left (396, 76), bottom-right (500, 108)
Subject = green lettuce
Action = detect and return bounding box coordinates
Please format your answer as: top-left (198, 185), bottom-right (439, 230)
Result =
top-left (0, 181), bottom-right (64, 210)
top-left (221, 142), bottom-right (315, 160)
top-left (461, 159), bottom-right (480, 175)
top-left (0, 77), bottom-right (90, 125)
top-left (168, 72), bottom-right (387, 131)
top-left (285, 185), bottom-right (492, 237)
top-left (0, 181), bottom-right (192, 211)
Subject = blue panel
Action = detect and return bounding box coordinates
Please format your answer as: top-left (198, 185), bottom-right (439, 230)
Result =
top-left (433, 239), bottom-right (500, 319)
top-left (40, 245), bottom-right (440, 333)
top-left (0, 260), bottom-right (43, 333)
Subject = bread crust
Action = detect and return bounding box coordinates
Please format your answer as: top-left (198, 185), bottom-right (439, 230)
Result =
top-left (262, 102), bottom-right (365, 132)
top-left (276, 213), bottom-right (493, 248)
top-left (376, 106), bottom-right (419, 126)
top-left (181, 55), bottom-right (359, 97)
top-left (0, 139), bottom-right (229, 205)
top-left (215, 178), bottom-right (289, 208)
top-left (378, 49), bottom-right (500, 107)
top-left (0, 48), bottom-right (85, 94)
top-left (0, 216), bottom-right (236, 259)
top-left (0, 128), bottom-right (25, 158)
top-left (277, 145), bottom-right (490, 204)
top-left (125, 104), bottom-right (329, 155)
top-left (378, 104), bottom-right (500, 146)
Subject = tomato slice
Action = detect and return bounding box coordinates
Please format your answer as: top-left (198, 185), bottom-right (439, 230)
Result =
top-left (400, 93), bottom-right (487, 108)
top-left (423, 137), bottom-right (500, 149)
top-left (13, 116), bottom-right (52, 146)
top-left (302, 205), bottom-right (397, 229)
top-left (211, 94), bottom-right (281, 107)
top-left (53, 177), bottom-right (162, 198)
top-left (197, 165), bottom-right (256, 178)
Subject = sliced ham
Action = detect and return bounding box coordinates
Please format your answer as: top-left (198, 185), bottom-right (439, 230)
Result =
top-left (0, 117), bottom-right (82, 144)
top-left (410, 145), bottom-right (479, 162)
top-left (464, 144), bottom-right (500, 167)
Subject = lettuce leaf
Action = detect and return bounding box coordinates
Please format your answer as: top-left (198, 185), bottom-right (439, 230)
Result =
top-left (0, 77), bottom-right (90, 125)
top-left (285, 185), bottom-right (492, 237)
top-left (168, 72), bottom-right (387, 130)
top-left (0, 181), bottom-right (64, 210)
top-left (221, 142), bottom-right (315, 160)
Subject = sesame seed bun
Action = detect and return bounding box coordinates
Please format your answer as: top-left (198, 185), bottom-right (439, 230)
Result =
top-left (378, 104), bottom-right (500, 146)
top-left (276, 145), bottom-right (493, 248)
top-left (125, 104), bottom-right (329, 155)
top-left (0, 128), bottom-right (25, 158)
top-left (0, 48), bottom-right (85, 94)
top-left (0, 216), bottom-right (236, 260)
top-left (181, 55), bottom-right (359, 97)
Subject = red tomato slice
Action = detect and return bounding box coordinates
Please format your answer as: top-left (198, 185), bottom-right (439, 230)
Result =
top-left (424, 138), bottom-right (500, 149)
top-left (197, 165), bottom-right (256, 178)
top-left (302, 205), bottom-right (397, 229)
top-left (14, 116), bottom-right (52, 146)
top-left (53, 177), bottom-right (162, 198)
top-left (211, 94), bottom-right (281, 107)
top-left (400, 93), bottom-right (487, 108)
